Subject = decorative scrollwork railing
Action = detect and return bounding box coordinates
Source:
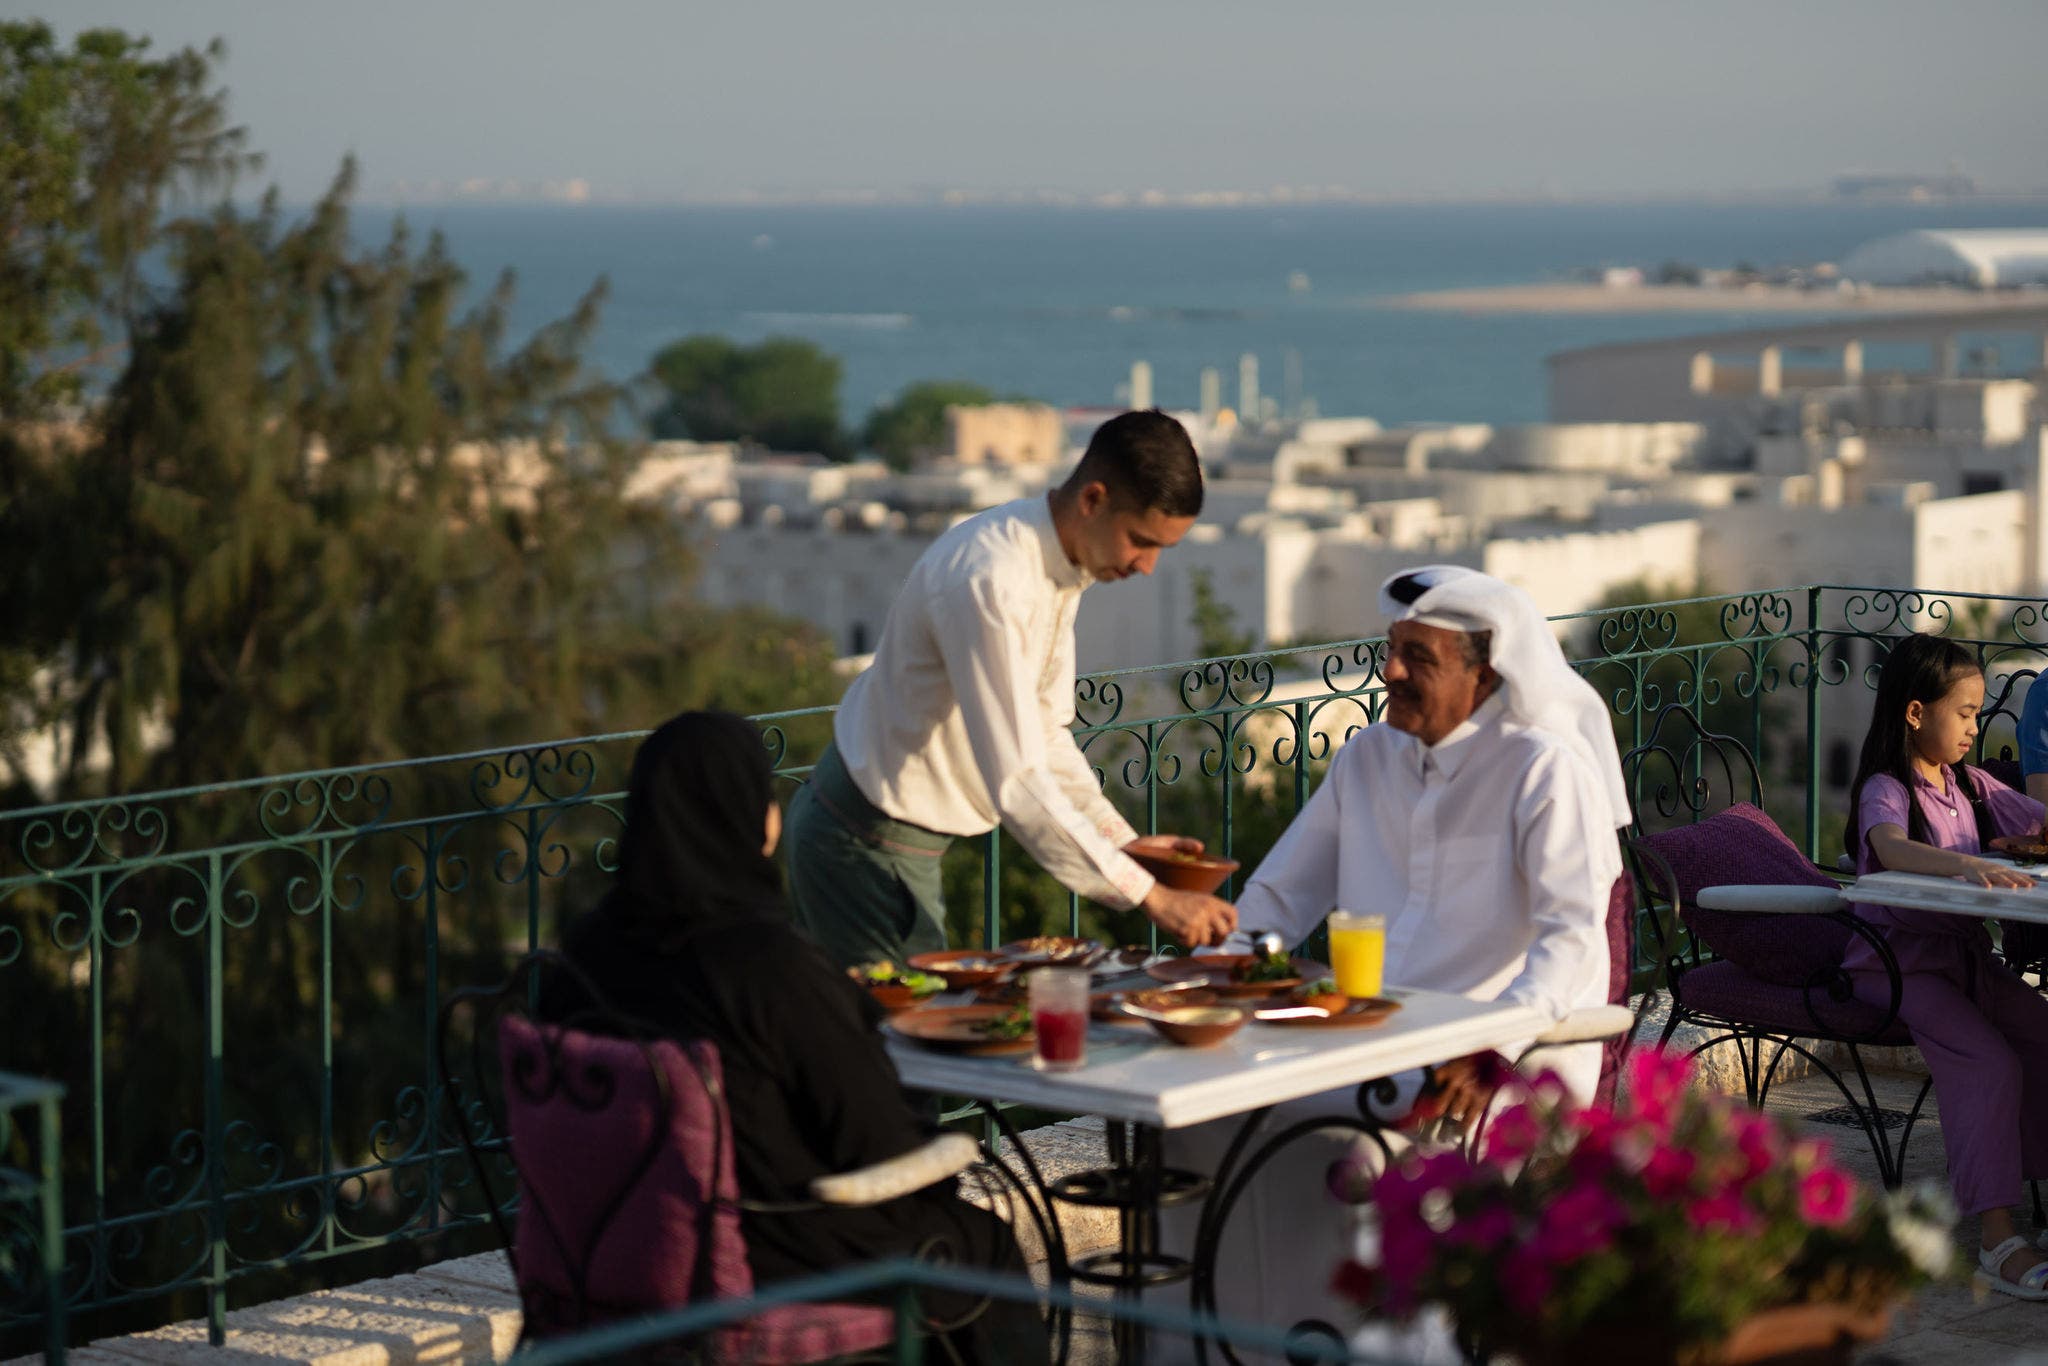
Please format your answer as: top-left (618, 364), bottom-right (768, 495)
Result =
top-left (3, 583), bottom-right (2044, 1348)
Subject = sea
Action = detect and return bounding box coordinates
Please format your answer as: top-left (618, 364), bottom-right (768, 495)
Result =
top-left (355, 199), bottom-right (2048, 429)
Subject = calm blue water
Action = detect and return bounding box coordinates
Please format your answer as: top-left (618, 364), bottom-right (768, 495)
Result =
top-left (359, 200), bottom-right (2048, 427)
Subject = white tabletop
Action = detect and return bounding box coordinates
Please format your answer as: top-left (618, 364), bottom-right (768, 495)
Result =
top-left (1848, 869), bottom-right (2048, 926)
top-left (884, 987), bottom-right (1548, 1129)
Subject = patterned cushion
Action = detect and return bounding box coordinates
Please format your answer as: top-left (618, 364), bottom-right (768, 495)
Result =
top-left (715, 1302), bottom-right (898, 1363)
top-left (1634, 803), bottom-right (1846, 987)
top-left (1674, 960), bottom-right (1914, 1045)
top-left (501, 1021), bottom-right (753, 1317)
top-left (1598, 871), bottom-right (1635, 1107)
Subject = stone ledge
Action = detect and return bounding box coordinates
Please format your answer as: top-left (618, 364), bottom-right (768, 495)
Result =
top-left (962, 1115), bottom-right (1122, 1265)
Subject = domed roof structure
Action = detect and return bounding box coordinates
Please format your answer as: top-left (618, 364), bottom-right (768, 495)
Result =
top-left (1839, 229), bottom-right (2048, 288)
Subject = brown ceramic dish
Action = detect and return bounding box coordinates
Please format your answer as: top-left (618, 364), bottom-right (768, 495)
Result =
top-left (1125, 986), bottom-right (1219, 1013)
top-left (1146, 954), bottom-right (1328, 999)
top-left (974, 979), bottom-right (1028, 1006)
top-left (1090, 992), bottom-right (1148, 1025)
top-left (865, 981), bottom-right (942, 1012)
top-left (1131, 1004), bottom-right (1247, 1048)
top-left (886, 1004), bottom-right (1036, 1056)
top-left (1255, 997), bottom-right (1402, 1029)
top-left (1126, 848), bottom-right (1242, 896)
top-left (907, 951), bottom-right (1013, 990)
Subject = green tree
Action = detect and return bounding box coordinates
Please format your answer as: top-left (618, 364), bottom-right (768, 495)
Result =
top-left (862, 379), bottom-right (994, 470)
top-left (1189, 567), bottom-right (1255, 658)
top-left (645, 333), bottom-right (846, 457)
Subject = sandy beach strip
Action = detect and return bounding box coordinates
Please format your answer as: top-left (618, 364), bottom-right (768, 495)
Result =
top-left (1375, 282), bottom-right (2048, 315)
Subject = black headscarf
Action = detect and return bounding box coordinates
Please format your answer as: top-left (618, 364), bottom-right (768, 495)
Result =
top-left (601, 711), bottom-right (785, 947)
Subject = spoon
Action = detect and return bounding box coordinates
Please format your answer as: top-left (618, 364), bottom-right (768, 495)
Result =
top-left (1249, 929), bottom-right (1287, 961)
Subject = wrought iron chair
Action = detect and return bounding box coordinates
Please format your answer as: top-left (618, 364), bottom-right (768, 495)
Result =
top-left (1621, 704), bottom-right (1930, 1186)
top-left (1974, 665), bottom-right (2048, 980)
top-left (437, 951), bottom-right (992, 1362)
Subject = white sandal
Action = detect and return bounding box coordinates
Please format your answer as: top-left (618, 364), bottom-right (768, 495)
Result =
top-left (1979, 1236), bottom-right (2048, 1300)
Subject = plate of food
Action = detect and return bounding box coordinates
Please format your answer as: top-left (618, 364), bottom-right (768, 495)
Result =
top-left (998, 935), bottom-right (1102, 968)
top-left (1995, 836), bottom-right (2048, 865)
top-left (1252, 996), bottom-right (1402, 1029)
top-left (846, 962), bottom-right (948, 1011)
top-left (886, 1003), bottom-right (1035, 1056)
top-left (1289, 976), bottom-right (1349, 1015)
top-left (1145, 950), bottom-right (1328, 998)
top-left (906, 950), bottom-right (1014, 989)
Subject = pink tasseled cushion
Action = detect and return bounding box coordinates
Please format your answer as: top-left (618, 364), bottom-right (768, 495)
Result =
top-left (501, 1019), bottom-right (754, 1312)
top-left (497, 1019), bottom-right (896, 1363)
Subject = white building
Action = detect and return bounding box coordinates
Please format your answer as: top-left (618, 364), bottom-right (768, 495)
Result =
top-left (1840, 230), bottom-right (2048, 289)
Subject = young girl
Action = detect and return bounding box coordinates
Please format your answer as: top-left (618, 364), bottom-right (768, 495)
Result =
top-left (1847, 632), bottom-right (2048, 1299)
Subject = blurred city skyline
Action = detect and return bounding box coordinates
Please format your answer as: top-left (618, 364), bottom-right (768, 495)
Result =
top-left (9, 0), bottom-right (2048, 206)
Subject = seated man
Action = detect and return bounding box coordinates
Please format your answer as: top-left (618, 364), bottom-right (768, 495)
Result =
top-left (1157, 564), bottom-right (1630, 1340)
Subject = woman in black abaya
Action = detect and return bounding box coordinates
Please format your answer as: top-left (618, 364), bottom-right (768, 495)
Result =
top-left (550, 711), bottom-right (1044, 1365)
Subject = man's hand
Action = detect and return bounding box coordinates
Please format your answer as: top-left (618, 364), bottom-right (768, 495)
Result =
top-left (1141, 884), bottom-right (1236, 947)
top-left (1414, 1055), bottom-right (1498, 1137)
top-left (1124, 833), bottom-right (1207, 858)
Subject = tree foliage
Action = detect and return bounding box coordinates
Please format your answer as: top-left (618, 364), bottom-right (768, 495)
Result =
top-left (645, 333), bottom-right (847, 457)
top-left (862, 379), bottom-right (995, 470)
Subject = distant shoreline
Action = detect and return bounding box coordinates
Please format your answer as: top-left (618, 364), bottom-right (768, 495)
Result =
top-left (1375, 282), bottom-right (2048, 315)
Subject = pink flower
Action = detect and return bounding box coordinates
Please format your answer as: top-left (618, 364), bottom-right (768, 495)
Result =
top-left (1378, 1219), bottom-right (1435, 1315)
top-left (1533, 1185), bottom-right (1627, 1262)
top-left (1642, 1146), bottom-right (1698, 1199)
top-left (1485, 1101), bottom-right (1543, 1165)
top-left (1687, 1192), bottom-right (1758, 1235)
top-left (1450, 1203), bottom-right (1517, 1251)
top-left (1797, 1167), bottom-right (1855, 1228)
top-left (1624, 1047), bottom-right (1692, 1126)
top-left (1330, 1259), bottom-right (1377, 1307)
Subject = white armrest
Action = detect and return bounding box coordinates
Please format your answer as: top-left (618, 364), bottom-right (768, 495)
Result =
top-left (808, 1132), bottom-right (978, 1206)
top-left (1528, 1004), bottom-right (1636, 1047)
top-left (1695, 885), bottom-right (1844, 915)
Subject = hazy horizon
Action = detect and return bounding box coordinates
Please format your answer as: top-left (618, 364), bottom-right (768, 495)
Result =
top-left (9, 0), bottom-right (2047, 207)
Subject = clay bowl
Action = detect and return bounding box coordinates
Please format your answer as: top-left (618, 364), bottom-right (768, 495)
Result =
top-left (975, 978), bottom-right (1028, 1006)
top-left (1132, 1004), bottom-right (1247, 1048)
top-left (907, 950), bottom-right (1013, 990)
top-left (1125, 987), bottom-right (1219, 1013)
top-left (864, 981), bottom-right (943, 1012)
top-left (999, 935), bottom-right (1101, 968)
top-left (1127, 848), bottom-right (1241, 896)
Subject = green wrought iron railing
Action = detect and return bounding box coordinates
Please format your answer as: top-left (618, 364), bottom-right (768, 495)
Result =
top-left (2, 583), bottom-right (2043, 1348)
top-left (0, 1072), bottom-right (66, 1365)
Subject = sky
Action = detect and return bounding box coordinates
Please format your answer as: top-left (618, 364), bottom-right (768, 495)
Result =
top-left (10, 0), bottom-right (2048, 203)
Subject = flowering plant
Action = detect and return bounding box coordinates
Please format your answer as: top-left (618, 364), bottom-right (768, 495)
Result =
top-left (1330, 1050), bottom-right (1955, 1363)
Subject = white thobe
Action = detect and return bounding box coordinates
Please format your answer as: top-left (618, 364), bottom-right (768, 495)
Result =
top-left (833, 496), bottom-right (1155, 909)
top-left (1231, 691), bottom-right (1616, 1035)
top-left (1152, 696), bottom-right (1620, 1343)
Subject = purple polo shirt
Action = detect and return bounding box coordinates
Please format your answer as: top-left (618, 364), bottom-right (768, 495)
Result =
top-left (1846, 765), bottom-right (2047, 977)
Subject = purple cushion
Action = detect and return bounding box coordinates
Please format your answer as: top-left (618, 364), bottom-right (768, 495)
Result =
top-left (1634, 803), bottom-right (1846, 988)
top-left (716, 1303), bottom-right (898, 1363)
top-left (1675, 960), bottom-right (1913, 1045)
top-left (500, 1019), bottom-right (753, 1318)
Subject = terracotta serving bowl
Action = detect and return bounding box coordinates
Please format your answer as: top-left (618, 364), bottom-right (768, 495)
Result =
top-left (1127, 848), bottom-right (1242, 896)
top-left (865, 981), bottom-right (943, 1012)
top-left (1136, 1004), bottom-right (1247, 1048)
top-left (1125, 987), bottom-right (1219, 1012)
top-left (907, 950), bottom-right (1013, 990)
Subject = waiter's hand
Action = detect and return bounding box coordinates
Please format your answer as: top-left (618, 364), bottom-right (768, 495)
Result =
top-left (1141, 885), bottom-right (1236, 947)
top-left (1124, 833), bottom-right (1206, 857)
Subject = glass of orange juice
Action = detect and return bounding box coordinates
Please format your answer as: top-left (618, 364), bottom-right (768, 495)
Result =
top-left (1327, 910), bottom-right (1385, 998)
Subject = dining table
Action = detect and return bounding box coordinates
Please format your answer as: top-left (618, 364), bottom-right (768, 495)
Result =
top-left (1847, 867), bottom-right (2048, 925)
top-left (884, 978), bottom-right (1548, 1364)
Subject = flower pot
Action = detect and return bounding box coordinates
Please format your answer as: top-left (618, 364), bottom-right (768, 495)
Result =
top-left (1505, 1301), bottom-right (1892, 1366)
top-left (1711, 1301), bottom-right (1893, 1366)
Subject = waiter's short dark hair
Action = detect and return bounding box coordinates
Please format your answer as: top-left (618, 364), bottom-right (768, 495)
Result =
top-left (1066, 409), bottom-right (1203, 518)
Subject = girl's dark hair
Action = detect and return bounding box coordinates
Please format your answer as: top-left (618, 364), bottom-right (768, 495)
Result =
top-left (1844, 632), bottom-right (1984, 858)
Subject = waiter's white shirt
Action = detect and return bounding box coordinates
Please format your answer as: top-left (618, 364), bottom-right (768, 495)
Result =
top-left (834, 496), bottom-right (1155, 909)
top-left (1232, 693), bottom-right (1613, 1026)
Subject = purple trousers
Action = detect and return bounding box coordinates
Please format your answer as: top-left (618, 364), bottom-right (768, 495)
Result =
top-left (1854, 940), bottom-right (2048, 1215)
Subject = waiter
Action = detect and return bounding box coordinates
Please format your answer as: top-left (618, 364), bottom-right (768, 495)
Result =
top-left (785, 410), bottom-right (1238, 968)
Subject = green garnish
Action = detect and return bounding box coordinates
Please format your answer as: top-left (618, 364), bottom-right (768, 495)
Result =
top-left (972, 1004), bottom-right (1031, 1040)
top-left (1233, 951), bottom-right (1297, 984)
top-left (1296, 976), bottom-right (1339, 997)
top-left (850, 963), bottom-right (943, 994)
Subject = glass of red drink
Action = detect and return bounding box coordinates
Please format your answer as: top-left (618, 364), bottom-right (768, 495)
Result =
top-left (1027, 967), bottom-right (1089, 1071)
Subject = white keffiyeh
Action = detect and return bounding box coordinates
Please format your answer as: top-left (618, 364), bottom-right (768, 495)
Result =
top-left (1378, 565), bottom-right (1630, 840)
